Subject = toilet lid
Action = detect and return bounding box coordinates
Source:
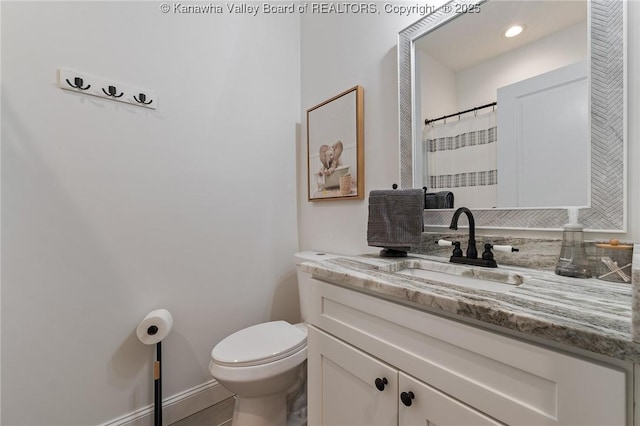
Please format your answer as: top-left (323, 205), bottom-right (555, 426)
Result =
top-left (211, 321), bottom-right (307, 367)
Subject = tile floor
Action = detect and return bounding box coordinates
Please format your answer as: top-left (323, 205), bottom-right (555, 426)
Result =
top-left (169, 396), bottom-right (234, 426)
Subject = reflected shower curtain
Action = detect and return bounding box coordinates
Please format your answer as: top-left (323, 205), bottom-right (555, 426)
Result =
top-left (422, 111), bottom-right (497, 208)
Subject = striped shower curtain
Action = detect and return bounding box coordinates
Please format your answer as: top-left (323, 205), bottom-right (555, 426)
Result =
top-left (422, 110), bottom-right (497, 208)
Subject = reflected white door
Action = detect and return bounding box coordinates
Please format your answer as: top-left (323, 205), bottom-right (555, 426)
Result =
top-left (497, 60), bottom-right (588, 208)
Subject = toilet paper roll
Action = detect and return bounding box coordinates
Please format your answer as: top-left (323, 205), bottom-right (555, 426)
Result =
top-left (136, 309), bottom-right (173, 345)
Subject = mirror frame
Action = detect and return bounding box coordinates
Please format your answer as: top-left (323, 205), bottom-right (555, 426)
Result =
top-left (398, 0), bottom-right (626, 231)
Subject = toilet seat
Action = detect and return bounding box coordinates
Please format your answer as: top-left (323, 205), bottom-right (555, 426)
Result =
top-left (212, 321), bottom-right (307, 367)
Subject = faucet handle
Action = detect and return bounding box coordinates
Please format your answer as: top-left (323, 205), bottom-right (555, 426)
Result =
top-left (483, 244), bottom-right (519, 260)
top-left (435, 239), bottom-right (463, 257)
top-left (436, 239), bottom-right (460, 247)
top-left (492, 244), bottom-right (519, 253)
top-left (452, 241), bottom-right (463, 257)
top-left (482, 243), bottom-right (495, 261)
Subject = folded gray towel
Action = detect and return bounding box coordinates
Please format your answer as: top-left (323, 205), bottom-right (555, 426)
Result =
top-left (367, 189), bottom-right (424, 251)
top-left (424, 191), bottom-right (454, 209)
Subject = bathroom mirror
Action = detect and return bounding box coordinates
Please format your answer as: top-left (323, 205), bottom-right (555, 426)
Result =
top-left (398, 0), bottom-right (626, 231)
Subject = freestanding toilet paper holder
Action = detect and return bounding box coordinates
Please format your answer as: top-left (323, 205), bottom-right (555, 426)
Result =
top-left (147, 326), bottom-right (163, 426)
top-left (136, 309), bottom-right (173, 426)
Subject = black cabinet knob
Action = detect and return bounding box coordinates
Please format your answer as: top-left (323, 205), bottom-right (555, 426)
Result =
top-left (375, 377), bottom-right (388, 391)
top-left (400, 391), bottom-right (415, 406)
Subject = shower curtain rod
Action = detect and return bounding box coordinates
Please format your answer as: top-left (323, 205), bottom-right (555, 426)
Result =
top-left (425, 101), bottom-right (497, 125)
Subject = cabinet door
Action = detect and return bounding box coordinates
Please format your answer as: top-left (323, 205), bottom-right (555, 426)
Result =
top-left (398, 372), bottom-right (504, 426)
top-left (307, 326), bottom-right (398, 426)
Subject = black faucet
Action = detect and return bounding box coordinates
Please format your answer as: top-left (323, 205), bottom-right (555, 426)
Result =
top-left (449, 207), bottom-right (477, 259)
top-left (448, 207), bottom-right (497, 268)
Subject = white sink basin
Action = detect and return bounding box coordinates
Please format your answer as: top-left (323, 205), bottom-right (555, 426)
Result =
top-left (387, 258), bottom-right (527, 293)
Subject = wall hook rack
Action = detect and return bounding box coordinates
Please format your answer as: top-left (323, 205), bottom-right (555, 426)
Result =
top-left (134, 93), bottom-right (153, 105)
top-left (102, 85), bottom-right (124, 98)
top-left (65, 77), bottom-right (91, 90)
top-left (58, 69), bottom-right (157, 110)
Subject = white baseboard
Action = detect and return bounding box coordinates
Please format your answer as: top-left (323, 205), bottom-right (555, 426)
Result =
top-left (100, 379), bottom-right (234, 426)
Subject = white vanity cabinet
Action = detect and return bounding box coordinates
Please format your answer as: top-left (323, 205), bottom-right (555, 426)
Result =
top-left (309, 326), bottom-right (503, 425)
top-left (398, 370), bottom-right (502, 426)
top-left (308, 327), bottom-right (397, 426)
top-left (306, 277), bottom-right (629, 425)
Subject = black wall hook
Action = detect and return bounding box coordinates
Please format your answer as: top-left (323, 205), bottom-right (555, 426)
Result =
top-left (66, 77), bottom-right (91, 90)
top-left (134, 93), bottom-right (153, 105)
top-left (102, 85), bottom-right (124, 98)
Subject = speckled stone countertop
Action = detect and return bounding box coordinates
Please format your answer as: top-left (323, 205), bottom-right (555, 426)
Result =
top-left (303, 250), bottom-right (640, 363)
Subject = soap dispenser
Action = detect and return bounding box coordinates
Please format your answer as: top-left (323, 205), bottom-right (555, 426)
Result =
top-left (555, 208), bottom-right (591, 278)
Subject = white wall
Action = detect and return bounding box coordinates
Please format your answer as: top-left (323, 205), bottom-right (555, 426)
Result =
top-left (456, 21), bottom-right (587, 110)
top-left (299, 3), bottom-right (640, 251)
top-left (298, 9), bottom-right (422, 255)
top-left (418, 52), bottom-right (456, 120)
top-left (1, 2), bottom-right (300, 425)
top-left (419, 21), bottom-right (587, 118)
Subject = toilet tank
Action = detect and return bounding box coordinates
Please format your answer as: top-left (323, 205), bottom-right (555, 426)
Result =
top-left (294, 251), bottom-right (339, 322)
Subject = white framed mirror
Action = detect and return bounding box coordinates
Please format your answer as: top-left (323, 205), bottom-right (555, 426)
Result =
top-left (398, 0), bottom-right (626, 231)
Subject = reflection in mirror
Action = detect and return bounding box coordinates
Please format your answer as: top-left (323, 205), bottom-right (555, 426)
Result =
top-left (398, 0), bottom-right (626, 231)
top-left (415, 0), bottom-right (587, 209)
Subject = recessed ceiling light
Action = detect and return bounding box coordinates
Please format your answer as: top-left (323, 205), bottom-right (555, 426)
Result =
top-left (504, 24), bottom-right (525, 38)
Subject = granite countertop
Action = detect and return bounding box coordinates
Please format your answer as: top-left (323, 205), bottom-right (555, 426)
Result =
top-left (303, 250), bottom-right (640, 363)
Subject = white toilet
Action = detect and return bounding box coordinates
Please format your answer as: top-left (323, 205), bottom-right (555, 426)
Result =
top-left (209, 251), bottom-right (337, 426)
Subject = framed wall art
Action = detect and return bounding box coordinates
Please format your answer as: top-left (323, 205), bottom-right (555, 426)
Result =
top-left (307, 85), bottom-right (364, 201)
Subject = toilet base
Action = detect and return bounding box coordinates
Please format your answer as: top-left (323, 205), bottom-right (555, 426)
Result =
top-left (233, 393), bottom-right (287, 426)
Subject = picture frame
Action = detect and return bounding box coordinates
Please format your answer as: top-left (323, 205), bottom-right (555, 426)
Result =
top-left (307, 85), bottom-right (364, 201)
